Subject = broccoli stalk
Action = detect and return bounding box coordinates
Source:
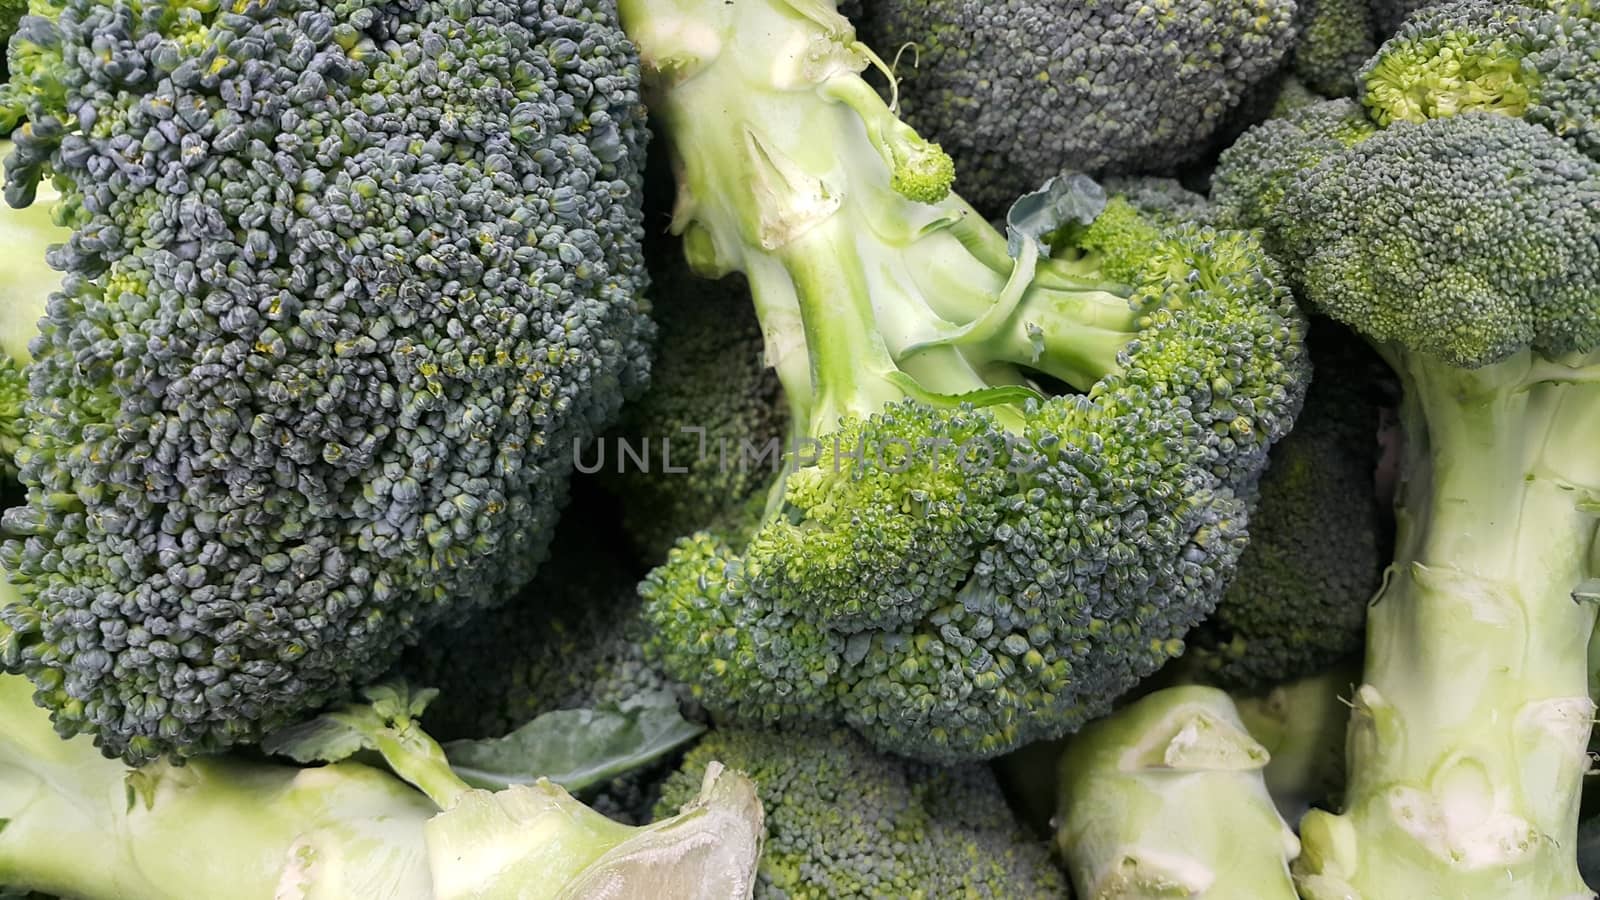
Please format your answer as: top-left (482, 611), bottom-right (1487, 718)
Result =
top-left (1052, 686), bottom-right (1302, 899)
top-left (0, 648), bottom-right (763, 900)
top-left (623, 0), bottom-right (1306, 762)
top-left (1296, 349), bottom-right (1600, 899)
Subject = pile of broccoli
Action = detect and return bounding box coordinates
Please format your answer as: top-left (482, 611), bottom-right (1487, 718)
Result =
top-left (2, 0), bottom-right (1598, 897)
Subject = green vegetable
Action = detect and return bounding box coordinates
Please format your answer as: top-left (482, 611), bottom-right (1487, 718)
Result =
top-left (1215, 8), bottom-right (1600, 890)
top-left (850, 0), bottom-right (1298, 212)
top-left (0, 0), bottom-right (653, 763)
top-left (655, 725), bottom-right (1065, 898)
top-left (1053, 686), bottom-right (1301, 899)
top-left (623, 0), bottom-right (1309, 764)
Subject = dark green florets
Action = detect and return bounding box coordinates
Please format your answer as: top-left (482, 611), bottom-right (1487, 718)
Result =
top-left (1362, 0), bottom-right (1600, 161)
top-left (654, 726), bottom-right (1066, 899)
top-left (1277, 113), bottom-right (1600, 367)
top-left (1292, 0), bottom-right (1378, 96)
top-left (851, 0), bottom-right (1298, 213)
top-left (1213, 99), bottom-right (1379, 239)
top-left (599, 235), bottom-right (788, 562)
top-left (0, 0), bottom-right (651, 762)
top-left (1190, 323), bottom-right (1389, 689)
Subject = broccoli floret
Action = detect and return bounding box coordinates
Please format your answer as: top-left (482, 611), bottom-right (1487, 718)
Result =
top-left (847, 0), bottom-right (1298, 214)
top-left (599, 232), bottom-right (789, 562)
top-left (1053, 686), bottom-right (1302, 899)
top-left (0, 0), bottom-right (653, 763)
top-left (1217, 77), bottom-right (1600, 900)
top-left (621, 0), bottom-right (1308, 763)
top-left (1188, 322), bottom-right (1390, 689)
top-left (0, 665), bottom-right (763, 899)
top-left (1362, 0), bottom-right (1600, 161)
top-left (1293, 0), bottom-right (1379, 96)
top-left (655, 725), bottom-right (1065, 898)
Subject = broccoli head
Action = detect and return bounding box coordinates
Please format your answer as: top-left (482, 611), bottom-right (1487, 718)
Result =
top-left (0, 0), bottom-right (652, 762)
top-left (1188, 321), bottom-right (1390, 689)
top-left (1361, 0), bottom-right (1600, 162)
top-left (848, 0), bottom-right (1298, 213)
top-left (1216, 50), bottom-right (1600, 900)
top-left (1292, 0), bottom-right (1379, 96)
top-left (655, 725), bottom-right (1065, 898)
top-left (623, 0), bottom-right (1308, 763)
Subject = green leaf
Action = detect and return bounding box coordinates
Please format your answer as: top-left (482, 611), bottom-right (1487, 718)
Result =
top-left (443, 694), bottom-right (705, 794)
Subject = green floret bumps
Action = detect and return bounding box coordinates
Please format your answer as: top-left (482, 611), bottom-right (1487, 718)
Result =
top-left (655, 726), bottom-right (1065, 898)
top-left (0, 0), bottom-right (653, 762)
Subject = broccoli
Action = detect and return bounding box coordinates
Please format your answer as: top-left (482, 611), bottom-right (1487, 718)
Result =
top-left (847, 0), bottom-right (1298, 214)
top-left (654, 725), bottom-right (1065, 898)
top-left (1052, 685), bottom-right (1302, 899)
top-left (1361, 0), bottom-right (1600, 162)
top-left (0, 153), bottom-right (62, 477)
top-left (0, 668), bottom-right (764, 899)
top-left (1215, 35), bottom-right (1600, 897)
top-left (621, 0), bottom-right (1308, 763)
top-left (0, 0), bottom-right (21, 82)
top-left (0, 0), bottom-right (653, 762)
top-left (1235, 662), bottom-right (1363, 823)
top-left (598, 231), bottom-right (789, 562)
top-left (1188, 321), bottom-right (1390, 689)
top-left (1370, 0), bottom-right (1448, 37)
top-left (1292, 0), bottom-right (1378, 97)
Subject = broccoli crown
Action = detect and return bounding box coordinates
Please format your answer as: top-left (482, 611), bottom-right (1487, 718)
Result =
top-left (1213, 99), bottom-right (1380, 237)
top-left (850, 0), bottom-right (1297, 214)
top-left (399, 520), bottom-right (668, 743)
top-left (1189, 322), bottom-right (1389, 689)
top-left (654, 726), bottom-right (1065, 899)
top-left (627, 0), bottom-right (1307, 763)
top-left (1362, 0), bottom-right (1600, 161)
top-left (599, 232), bottom-right (788, 562)
top-left (1257, 110), bottom-right (1600, 366)
top-left (0, 0), bottom-right (651, 762)
top-left (1293, 0), bottom-right (1379, 96)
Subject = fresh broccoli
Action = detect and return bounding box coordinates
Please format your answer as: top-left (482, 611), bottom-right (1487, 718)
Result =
top-left (655, 725), bottom-right (1065, 898)
top-left (1292, 0), bottom-right (1378, 96)
top-left (1215, 47), bottom-right (1600, 899)
top-left (0, 0), bottom-right (653, 762)
top-left (1053, 686), bottom-right (1302, 899)
top-left (847, 0), bottom-right (1298, 214)
top-left (0, 668), bottom-right (763, 899)
top-left (1361, 0), bottom-right (1600, 162)
top-left (1370, 0), bottom-right (1448, 37)
top-left (622, 0), bottom-right (1308, 763)
top-left (1188, 321), bottom-right (1389, 689)
top-left (0, 0), bottom-right (21, 81)
top-left (598, 231), bottom-right (788, 562)
top-left (0, 152), bottom-right (62, 477)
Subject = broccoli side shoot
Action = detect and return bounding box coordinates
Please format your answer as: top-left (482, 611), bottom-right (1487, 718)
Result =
top-left (655, 725), bottom-right (1065, 898)
top-left (1216, 81), bottom-right (1600, 900)
top-left (0, 0), bottom-right (653, 762)
top-left (621, 0), bottom-right (1308, 763)
top-left (1188, 321), bottom-right (1391, 689)
top-left (849, 0), bottom-right (1298, 213)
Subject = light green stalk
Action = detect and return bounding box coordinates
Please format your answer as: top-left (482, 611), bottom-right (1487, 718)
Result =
top-left (622, 0), bottom-right (1142, 443)
top-left (1297, 350), bottom-right (1600, 900)
top-left (1054, 685), bottom-right (1301, 899)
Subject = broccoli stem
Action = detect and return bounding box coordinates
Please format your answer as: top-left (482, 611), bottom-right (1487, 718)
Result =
top-left (628, 0), bottom-right (1142, 437)
top-left (1297, 351), bottom-right (1600, 899)
top-left (0, 673), bottom-right (440, 900)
